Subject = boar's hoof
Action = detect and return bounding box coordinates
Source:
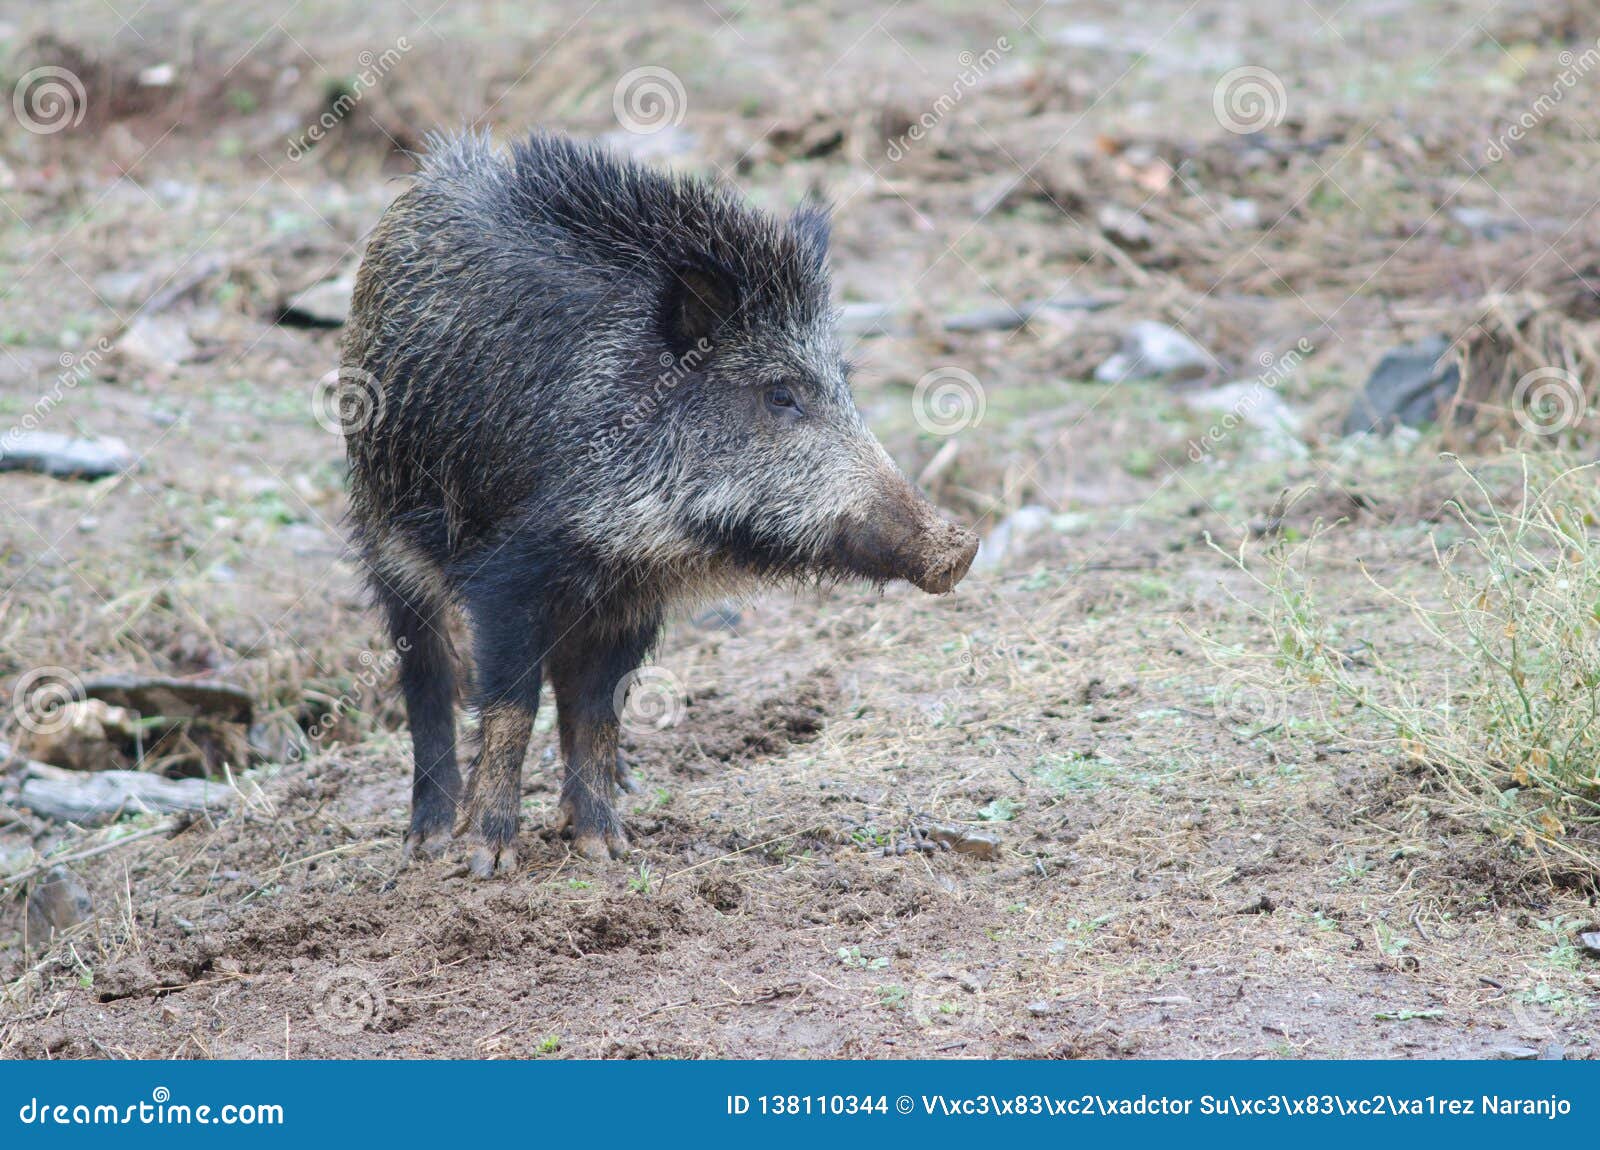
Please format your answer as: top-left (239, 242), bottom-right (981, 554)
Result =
top-left (558, 798), bottom-right (631, 860)
top-left (401, 824), bottom-right (455, 863)
top-left (465, 837), bottom-right (519, 879)
top-left (571, 826), bottom-right (630, 861)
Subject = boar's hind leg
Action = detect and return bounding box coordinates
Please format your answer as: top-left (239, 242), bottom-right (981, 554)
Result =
top-left (379, 584), bottom-right (460, 860)
top-left (551, 623), bottom-right (658, 861)
top-left (613, 749), bottom-right (641, 795)
top-left (457, 590), bottom-right (545, 879)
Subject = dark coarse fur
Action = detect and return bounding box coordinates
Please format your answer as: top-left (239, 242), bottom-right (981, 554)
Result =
top-left (343, 130), bottom-right (976, 875)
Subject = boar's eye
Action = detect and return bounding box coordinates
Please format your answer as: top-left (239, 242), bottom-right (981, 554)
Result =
top-left (764, 385), bottom-right (803, 415)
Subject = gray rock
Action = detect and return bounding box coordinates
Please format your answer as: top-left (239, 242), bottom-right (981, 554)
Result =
top-left (1222, 198), bottom-right (1261, 229)
top-left (599, 126), bottom-right (699, 163)
top-left (942, 304), bottom-right (1034, 333)
top-left (94, 270), bottom-right (150, 306)
top-left (975, 504), bottom-right (1052, 570)
top-left (1577, 931), bottom-right (1600, 957)
top-left (1185, 380), bottom-right (1306, 460)
top-left (1449, 207), bottom-right (1524, 240)
top-left (1342, 336), bottom-right (1460, 435)
top-left (1095, 320), bottom-right (1211, 382)
top-left (0, 432), bottom-right (135, 479)
top-left (25, 867), bottom-right (94, 940)
top-left (1097, 204), bottom-right (1152, 249)
top-left (691, 603), bottom-right (743, 631)
top-left (838, 302), bottom-right (907, 338)
top-left (282, 273), bottom-right (356, 327)
top-left (118, 314), bottom-right (196, 367)
top-left (1491, 1045), bottom-right (1540, 1060)
top-left (942, 295), bottom-right (1114, 335)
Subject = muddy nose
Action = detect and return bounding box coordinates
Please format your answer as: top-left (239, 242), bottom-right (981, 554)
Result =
top-left (912, 521), bottom-right (979, 594)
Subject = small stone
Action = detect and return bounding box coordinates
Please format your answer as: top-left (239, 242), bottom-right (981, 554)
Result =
top-left (25, 867), bottom-right (94, 941)
top-left (1097, 204), bottom-right (1152, 249)
top-left (692, 603), bottom-right (743, 631)
top-left (1095, 321), bottom-right (1211, 382)
top-left (1491, 1045), bottom-right (1540, 1060)
top-left (118, 314), bottom-right (196, 368)
top-left (1342, 336), bottom-right (1460, 435)
top-left (1221, 198), bottom-right (1260, 229)
top-left (1185, 381), bottom-right (1306, 461)
top-left (1449, 206), bottom-right (1523, 239)
top-left (974, 504), bottom-right (1052, 571)
top-left (599, 126), bottom-right (700, 163)
top-left (0, 432), bottom-right (135, 479)
top-left (1027, 1001), bottom-right (1053, 1017)
top-left (282, 273), bottom-right (356, 327)
top-left (925, 825), bottom-right (1001, 860)
top-left (838, 302), bottom-right (906, 338)
top-left (942, 304), bottom-right (1033, 333)
top-left (1576, 931), bottom-right (1600, 957)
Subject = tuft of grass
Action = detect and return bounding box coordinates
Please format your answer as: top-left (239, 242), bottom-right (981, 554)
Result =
top-left (1213, 455), bottom-right (1600, 877)
top-left (837, 946), bottom-right (890, 971)
top-left (627, 863), bottom-right (653, 895)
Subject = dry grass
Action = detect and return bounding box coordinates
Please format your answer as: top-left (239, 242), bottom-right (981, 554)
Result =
top-left (1216, 455), bottom-right (1600, 882)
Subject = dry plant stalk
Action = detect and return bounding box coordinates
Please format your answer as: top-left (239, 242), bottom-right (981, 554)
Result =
top-left (1215, 455), bottom-right (1600, 878)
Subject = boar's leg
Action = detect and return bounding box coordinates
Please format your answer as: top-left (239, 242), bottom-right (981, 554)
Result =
top-left (379, 583), bottom-right (460, 860)
top-left (550, 621), bottom-right (659, 860)
top-left (456, 589), bottom-right (546, 879)
top-left (614, 749), bottom-right (641, 794)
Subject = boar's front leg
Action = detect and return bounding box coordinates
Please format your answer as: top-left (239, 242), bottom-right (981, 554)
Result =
top-left (550, 621), bottom-right (658, 860)
top-left (456, 588), bottom-right (545, 878)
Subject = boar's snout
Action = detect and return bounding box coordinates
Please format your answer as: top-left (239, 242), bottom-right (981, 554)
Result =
top-left (833, 472), bottom-right (979, 594)
top-left (913, 517), bottom-right (980, 593)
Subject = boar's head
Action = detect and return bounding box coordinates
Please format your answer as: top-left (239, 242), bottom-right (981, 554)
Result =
top-left (647, 205), bottom-right (978, 595)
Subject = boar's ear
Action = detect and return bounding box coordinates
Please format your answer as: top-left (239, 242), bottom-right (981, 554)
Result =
top-left (790, 203), bottom-right (831, 269)
top-left (662, 260), bottom-right (739, 355)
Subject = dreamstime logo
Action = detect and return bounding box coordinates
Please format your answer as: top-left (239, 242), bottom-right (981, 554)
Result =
top-left (13, 66), bottom-right (87, 134)
top-left (4, 338), bottom-right (112, 449)
top-left (913, 367), bottom-right (986, 436)
top-left (612, 66), bottom-right (687, 135)
top-left (612, 666), bottom-right (686, 735)
top-left (1186, 337), bottom-right (1314, 461)
top-left (586, 338), bottom-right (711, 464)
top-left (285, 37), bottom-right (411, 161)
top-left (312, 966), bottom-right (386, 1035)
top-left (1212, 671), bottom-right (1285, 728)
top-left (296, 639), bottom-right (410, 755)
top-left (885, 38), bottom-right (1012, 162)
top-left (11, 666), bottom-right (84, 736)
top-left (908, 968), bottom-right (989, 1035)
top-left (1484, 39), bottom-right (1600, 163)
top-left (1512, 367), bottom-right (1586, 436)
top-left (312, 366), bottom-right (385, 436)
top-left (1212, 66), bottom-right (1287, 135)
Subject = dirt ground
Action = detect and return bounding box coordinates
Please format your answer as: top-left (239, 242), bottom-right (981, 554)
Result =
top-left (1, 0), bottom-right (1598, 1058)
